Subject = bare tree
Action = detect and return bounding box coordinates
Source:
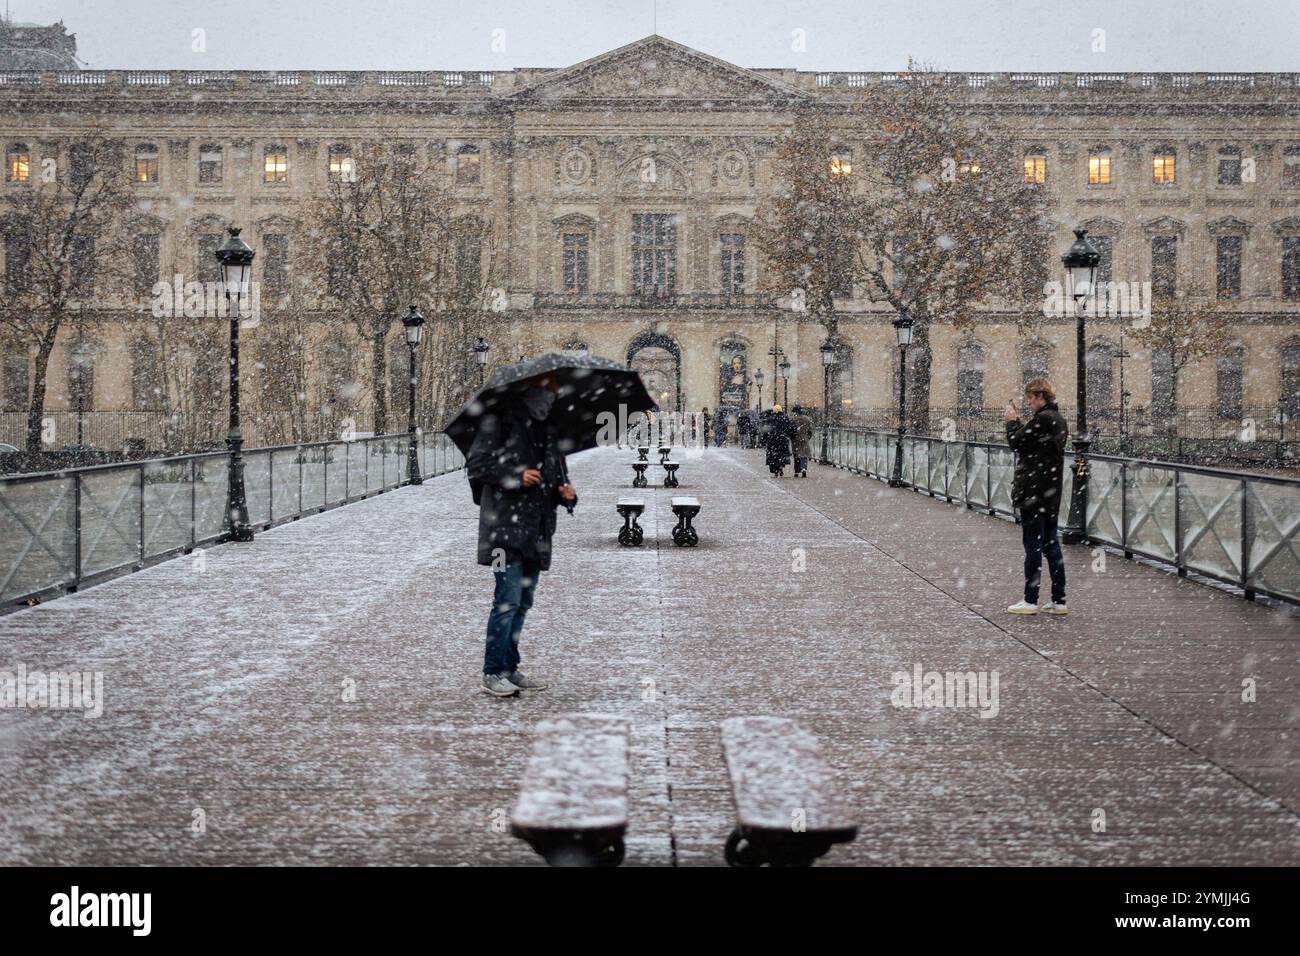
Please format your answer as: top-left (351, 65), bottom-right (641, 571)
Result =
top-left (0, 136), bottom-right (134, 451)
top-left (297, 140), bottom-right (458, 435)
top-left (1130, 285), bottom-right (1233, 433)
top-left (854, 76), bottom-right (1047, 431)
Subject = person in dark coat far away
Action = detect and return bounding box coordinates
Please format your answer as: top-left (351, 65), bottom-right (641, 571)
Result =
top-left (1004, 377), bottom-right (1069, 616)
top-left (788, 405), bottom-right (813, 477)
top-left (700, 407), bottom-right (711, 448)
top-left (466, 373), bottom-right (578, 696)
top-left (761, 405), bottom-right (794, 477)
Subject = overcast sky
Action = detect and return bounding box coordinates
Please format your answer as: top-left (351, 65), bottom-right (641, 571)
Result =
top-left (8, 0), bottom-right (1299, 71)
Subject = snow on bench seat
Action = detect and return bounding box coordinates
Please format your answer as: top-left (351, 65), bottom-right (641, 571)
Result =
top-left (671, 497), bottom-right (699, 510)
top-left (720, 716), bottom-right (856, 836)
top-left (511, 714), bottom-right (630, 834)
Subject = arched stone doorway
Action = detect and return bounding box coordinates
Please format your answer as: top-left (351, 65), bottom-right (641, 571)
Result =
top-left (627, 331), bottom-right (681, 413)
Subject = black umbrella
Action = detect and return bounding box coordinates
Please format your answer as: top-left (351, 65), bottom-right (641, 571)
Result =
top-left (444, 352), bottom-right (657, 457)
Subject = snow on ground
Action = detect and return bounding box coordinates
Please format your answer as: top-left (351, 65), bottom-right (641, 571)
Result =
top-left (0, 446), bottom-right (1296, 865)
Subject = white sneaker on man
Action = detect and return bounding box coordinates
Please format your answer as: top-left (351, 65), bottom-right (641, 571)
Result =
top-left (1006, 600), bottom-right (1039, 615)
top-left (481, 672), bottom-right (521, 697)
top-left (1041, 602), bottom-right (1069, 615)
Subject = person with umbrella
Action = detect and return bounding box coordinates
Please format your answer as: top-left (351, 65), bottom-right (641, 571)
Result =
top-left (447, 352), bottom-right (654, 697)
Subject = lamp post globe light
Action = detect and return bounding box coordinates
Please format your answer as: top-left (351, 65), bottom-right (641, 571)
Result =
top-left (1061, 228), bottom-right (1101, 544)
top-left (779, 356), bottom-right (791, 408)
top-left (819, 339), bottom-right (836, 463)
top-left (214, 227), bottom-right (255, 543)
top-left (473, 336), bottom-right (490, 386)
top-left (401, 305), bottom-right (425, 486)
top-left (754, 368), bottom-right (765, 410)
top-left (889, 312), bottom-right (914, 487)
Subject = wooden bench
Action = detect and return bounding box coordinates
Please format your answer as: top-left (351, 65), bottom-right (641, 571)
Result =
top-left (670, 496), bottom-right (700, 546)
top-left (719, 716), bottom-right (858, 867)
top-left (511, 714), bottom-right (631, 867)
top-left (630, 461), bottom-right (649, 488)
top-left (616, 498), bottom-right (645, 546)
top-left (635, 445), bottom-right (650, 462)
top-left (657, 445), bottom-right (672, 464)
top-left (661, 461), bottom-right (680, 488)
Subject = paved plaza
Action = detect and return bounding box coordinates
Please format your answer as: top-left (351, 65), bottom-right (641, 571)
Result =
top-left (1, 447), bottom-right (1296, 865)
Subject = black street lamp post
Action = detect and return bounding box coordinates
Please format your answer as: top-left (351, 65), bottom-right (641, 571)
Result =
top-left (214, 227), bottom-right (255, 543)
top-left (889, 313), bottom-right (914, 487)
top-left (779, 356), bottom-right (791, 408)
top-left (1061, 228), bottom-right (1101, 544)
top-left (473, 336), bottom-right (490, 386)
top-left (819, 339), bottom-right (836, 463)
top-left (755, 368), bottom-right (765, 410)
top-left (402, 305), bottom-right (425, 486)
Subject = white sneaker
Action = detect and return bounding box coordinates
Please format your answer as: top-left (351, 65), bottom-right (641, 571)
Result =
top-left (1042, 602), bottom-right (1068, 615)
top-left (1006, 601), bottom-right (1039, 615)
top-left (481, 672), bottom-right (521, 697)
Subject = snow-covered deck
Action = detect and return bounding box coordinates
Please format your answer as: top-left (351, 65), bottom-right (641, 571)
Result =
top-left (0, 446), bottom-right (1296, 865)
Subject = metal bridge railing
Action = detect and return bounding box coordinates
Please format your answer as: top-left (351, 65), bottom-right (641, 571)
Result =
top-left (816, 427), bottom-right (1300, 607)
top-left (0, 432), bottom-right (465, 608)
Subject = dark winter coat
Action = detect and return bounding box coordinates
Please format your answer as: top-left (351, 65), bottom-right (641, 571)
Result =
top-left (1006, 401), bottom-right (1069, 515)
top-left (760, 411), bottom-right (793, 472)
top-left (789, 413), bottom-right (813, 462)
top-left (466, 404), bottom-right (573, 571)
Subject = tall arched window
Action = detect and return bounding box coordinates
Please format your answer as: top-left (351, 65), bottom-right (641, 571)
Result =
top-left (831, 343), bottom-right (854, 411)
top-left (130, 336), bottom-right (160, 410)
top-left (1087, 342), bottom-right (1115, 418)
top-left (1281, 340), bottom-right (1300, 420)
top-left (68, 342), bottom-right (94, 412)
top-left (1021, 341), bottom-right (1050, 386)
top-left (456, 145), bottom-right (481, 185)
top-left (1151, 349), bottom-right (1175, 421)
top-left (1216, 345), bottom-right (1244, 419)
top-left (956, 341), bottom-right (986, 416)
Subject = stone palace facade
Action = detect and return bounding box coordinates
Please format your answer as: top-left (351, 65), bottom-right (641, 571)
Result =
top-left (1, 34), bottom-right (1298, 447)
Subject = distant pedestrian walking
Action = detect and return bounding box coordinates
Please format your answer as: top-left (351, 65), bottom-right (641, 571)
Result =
top-left (788, 405), bottom-right (813, 477)
top-left (1004, 378), bottom-right (1069, 616)
top-left (761, 405), bottom-right (793, 477)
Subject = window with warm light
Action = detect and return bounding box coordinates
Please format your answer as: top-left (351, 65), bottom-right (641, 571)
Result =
top-left (959, 159), bottom-right (981, 176)
top-left (457, 146), bottom-right (481, 185)
top-left (1153, 149), bottom-right (1176, 185)
top-left (1023, 153), bottom-right (1046, 184)
top-left (6, 144), bottom-right (29, 183)
top-left (328, 145), bottom-right (354, 183)
top-left (135, 144), bottom-right (159, 184)
top-left (1088, 150), bottom-right (1112, 185)
top-left (264, 146), bottom-right (288, 183)
top-left (829, 150), bottom-right (852, 176)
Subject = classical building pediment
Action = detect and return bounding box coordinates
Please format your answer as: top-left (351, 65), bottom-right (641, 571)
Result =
top-left (509, 35), bottom-right (802, 103)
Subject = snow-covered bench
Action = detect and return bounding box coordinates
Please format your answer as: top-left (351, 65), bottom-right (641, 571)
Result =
top-left (661, 461), bottom-right (680, 488)
top-left (719, 716), bottom-right (858, 867)
top-left (616, 498), bottom-right (645, 546)
top-left (631, 461), bottom-right (649, 488)
top-left (635, 445), bottom-right (650, 462)
top-left (657, 445), bottom-right (671, 464)
top-left (511, 714), bottom-right (630, 867)
top-left (670, 496), bottom-right (700, 546)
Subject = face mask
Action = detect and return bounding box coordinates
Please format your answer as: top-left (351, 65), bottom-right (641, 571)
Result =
top-left (523, 386), bottom-right (556, 421)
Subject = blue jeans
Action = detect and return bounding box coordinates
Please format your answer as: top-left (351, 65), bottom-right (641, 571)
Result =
top-left (484, 560), bottom-right (541, 675)
top-left (1022, 511), bottom-right (1066, 605)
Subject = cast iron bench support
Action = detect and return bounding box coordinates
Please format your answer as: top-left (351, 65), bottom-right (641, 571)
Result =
top-left (662, 461), bottom-right (680, 488)
top-left (616, 498), bottom-right (645, 546)
top-left (670, 496), bottom-right (700, 547)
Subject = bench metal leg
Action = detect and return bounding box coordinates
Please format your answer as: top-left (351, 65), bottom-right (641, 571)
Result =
top-left (617, 513), bottom-right (644, 546)
top-left (525, 834), bottom-right (626, 868)
top-left (724, 828), bottom-right (833, 868)
top-left (671, 513), bottom-right (698, 547)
